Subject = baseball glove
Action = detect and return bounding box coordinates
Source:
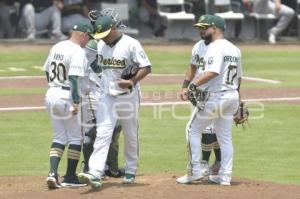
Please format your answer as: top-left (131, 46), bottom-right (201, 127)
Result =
top-left (187, 83), bottom-right (209, 110)
top-left (234, 101), bottom-right (249, 126)
top-left (121, 64), bottom-right (139, 80)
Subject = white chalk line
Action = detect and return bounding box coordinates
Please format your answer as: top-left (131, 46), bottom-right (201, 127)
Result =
top-left (0, 75), bottom-right (281, 84)
top-left (1, 97), bottom-right (300, 112)
top-left (0, 76), bottom-right (44, 80)
top-left (151, 74), bottom-right (281, 84)
top-left (242, 76), bottom-right (281, 84)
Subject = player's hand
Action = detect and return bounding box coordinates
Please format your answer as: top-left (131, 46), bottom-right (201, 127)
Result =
top-left (69, 103), bottom-right (79, 115)
top-left (53, 0), bottom-right (64, 10)
top-left (275, 1), bottom-right (281, 13)
top-left (117, 79), bottom-right (134, 89)
top-left (180, 88), bottom-right (188, 101)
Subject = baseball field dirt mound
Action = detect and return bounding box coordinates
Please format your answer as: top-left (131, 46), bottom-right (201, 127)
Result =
top-left (1, 173), bottom-right (299, 199)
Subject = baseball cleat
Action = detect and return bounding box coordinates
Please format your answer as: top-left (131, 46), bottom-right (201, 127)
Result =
top-left (200, 160), bottom-right (210, 176)
top-left (78, 173), bottom-right (101, 189)
top-left (176, 173), bottom-right (203, 184)
top-left (208, 175), bottom-right (231, 186)
top-left (209, 161), bottom-right (221, 175)
top-left (46, 172), bottom-right (62, 189)
top-left (105, 168), bottom-right (125, 178)
top-left (61, 175), bottom-right (87, 188)
top-left (123, 173), bottom-right (135, 184)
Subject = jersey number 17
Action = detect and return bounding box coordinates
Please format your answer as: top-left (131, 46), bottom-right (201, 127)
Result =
top-left (225, 65), bottom-right (237, 85)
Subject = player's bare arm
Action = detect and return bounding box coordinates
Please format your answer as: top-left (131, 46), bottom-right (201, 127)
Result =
top-left (275, 0), bottom-right (281, 12)
top-left (181, 64), bottom-right (197, 101)
top-left (69, 75), bottom-right (80, 115)
top-left (192, 71), bottom-right (218, 87)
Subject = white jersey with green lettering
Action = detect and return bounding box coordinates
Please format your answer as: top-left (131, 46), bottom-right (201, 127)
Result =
top-left (190, 40), bottom-right (215, 134)
top-left (204, 39), bottom-right (242, 92)
top-left (190, 40), bottom-right (210, 90)
top-left (97, 34), bottom-right (151, 95)
top-left (88, 34), bottom-right (151, 179)
top-left (44, 40), bottom-right (88, 91)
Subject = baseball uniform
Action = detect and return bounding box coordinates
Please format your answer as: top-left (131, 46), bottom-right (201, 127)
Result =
top-left (81, 39), bottom-right (123, 177)
top-left (87, 33), bottom-right (151, 181)
top-left (190, 40), bottom-right (220, 176)
top-left (44, 21), bottom-right (92, 189)
top-left (185, 38), bottom-right (242, 184)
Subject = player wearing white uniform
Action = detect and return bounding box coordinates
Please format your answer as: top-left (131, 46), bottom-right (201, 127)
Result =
top-left (177, 15), bottom-right (242, 186)
top-left (187, 38), bottom-right (221, 176)
top-left (81, 39), bottom-right (124, 177)
top-left (78, 16), bottom-right (151, 188)
top-left (44, 22), bottom-right (93, 189)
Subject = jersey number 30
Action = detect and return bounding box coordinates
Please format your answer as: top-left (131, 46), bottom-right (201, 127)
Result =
top-left (49, 62), bottom-right (66, 82)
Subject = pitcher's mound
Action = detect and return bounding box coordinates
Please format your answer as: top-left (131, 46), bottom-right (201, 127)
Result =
top-left (1, 173), bottom-right (299, 199)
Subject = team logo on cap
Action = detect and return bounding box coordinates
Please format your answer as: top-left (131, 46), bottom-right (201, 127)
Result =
top-left (96, 25), bottom-right (102, 33)
top-left (73, 25), bottom-right (78, 29)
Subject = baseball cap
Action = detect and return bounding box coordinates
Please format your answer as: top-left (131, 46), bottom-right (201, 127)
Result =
top-left (193, 15), bottom-right (226, 31)
top-left (85, 39), bottom-right (97, 51)
top-left (94, 16), bottom-right (114, 39)
top-left (72, 22), bottom-right (94, 34)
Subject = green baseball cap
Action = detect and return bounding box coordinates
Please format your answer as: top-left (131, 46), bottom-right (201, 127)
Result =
top-left (193, 15), bottom-right (226, 31)
top-left (72, 22), bottom-right (93, 33)
top-left (86, 39), bottom-right (97, 51)
top-left (94, 16), bottom-right (114, 39)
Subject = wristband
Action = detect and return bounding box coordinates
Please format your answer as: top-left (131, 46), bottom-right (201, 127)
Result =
top-left (182, 79), bottom-right (191, 88)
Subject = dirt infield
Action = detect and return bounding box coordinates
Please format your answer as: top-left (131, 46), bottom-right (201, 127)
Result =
top-left (1, 173), bottom-right (300, 199)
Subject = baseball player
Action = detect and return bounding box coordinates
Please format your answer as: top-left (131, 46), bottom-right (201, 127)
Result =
top-left (44, 21), bottom-right (93, 189)
top-left (179, 26), bottom-right (221, 176)
top-left (78, 15), bottom-right (151, 189)
top-left (81, 38), bottom-right (124, 177)
top-left (177, 14), bottom-right (242, 186)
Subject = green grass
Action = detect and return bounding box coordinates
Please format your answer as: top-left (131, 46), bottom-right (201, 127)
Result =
top-left (0, 51), bottom-right (47, 76)
top-left (1, 45), bottom-right (299, 89)
top-left (0, 104), bottom-right (300, 185)
top-left (241, 48), bottom-right (300, 87)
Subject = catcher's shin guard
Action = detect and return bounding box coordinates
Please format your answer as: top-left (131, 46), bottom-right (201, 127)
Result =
top-left (82, 126), bottom-right (97, 172)
top-left (82, 143), bottom-right (93, 173)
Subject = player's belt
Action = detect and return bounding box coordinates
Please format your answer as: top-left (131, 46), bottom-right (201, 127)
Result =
top-left (61, 86), bottom-right (70, 91)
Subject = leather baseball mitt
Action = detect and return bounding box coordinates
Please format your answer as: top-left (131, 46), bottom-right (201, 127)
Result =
top-left (121, 65), bottom-right (139, 80)
top-left (187, 83), bottom-right (209, 110)
top-left (234, 101), bottom-right (249, 126)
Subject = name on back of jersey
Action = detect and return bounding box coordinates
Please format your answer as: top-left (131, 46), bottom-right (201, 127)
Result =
top-left (54, 53), bottom-right (64, 61)
top-left (224, 56), bottom-right (239, 63)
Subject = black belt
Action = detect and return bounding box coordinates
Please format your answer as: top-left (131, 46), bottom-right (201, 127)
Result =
top-left (61, 86), bottom-right (70, 91)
